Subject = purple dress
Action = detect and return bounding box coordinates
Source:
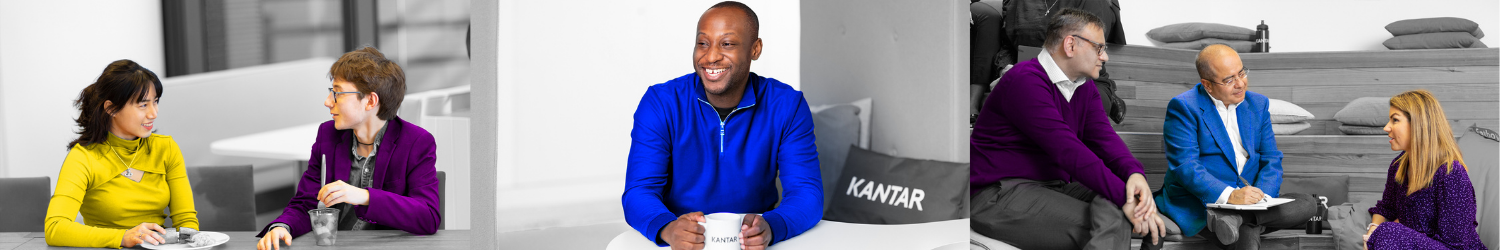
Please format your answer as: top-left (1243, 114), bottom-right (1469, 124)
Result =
top-left (1367, 152), bottom-right (1486, 249)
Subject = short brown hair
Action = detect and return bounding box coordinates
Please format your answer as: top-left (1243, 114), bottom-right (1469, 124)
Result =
top-left (1042, 8), bottom-right (1103, 51)
top-left (329, 46), bottom-right (405, 120)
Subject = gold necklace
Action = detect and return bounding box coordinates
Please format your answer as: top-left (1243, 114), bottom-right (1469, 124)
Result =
top-left (112, 146), bottom-right (141, 178)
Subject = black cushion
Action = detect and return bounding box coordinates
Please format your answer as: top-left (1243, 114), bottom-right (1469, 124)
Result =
top-left (823, 146), bottom-right (968, 224)
top-left (1280, 176), bottom-right (1349, 229)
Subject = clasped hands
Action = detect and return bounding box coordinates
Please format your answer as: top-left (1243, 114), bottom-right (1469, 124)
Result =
top-left (1124, 173), bottom-right (1167, 245)
top-left (659, 212), bottom-right (772, 250)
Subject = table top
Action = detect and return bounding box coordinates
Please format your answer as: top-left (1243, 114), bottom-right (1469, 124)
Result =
top-left (1, 230), bottom-right (469, 250)
top-left (209, 122), bottom-right (321, 161)
top-left (605, 219), bottom-right (968, 250)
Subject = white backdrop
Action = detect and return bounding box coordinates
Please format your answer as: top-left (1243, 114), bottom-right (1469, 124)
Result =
top-left (490, 0), bottom-right (800, 231)
top-left (0, 0), bottom-right (165, 186)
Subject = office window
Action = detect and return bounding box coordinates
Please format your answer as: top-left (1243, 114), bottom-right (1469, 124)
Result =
top-left (162, 0), bottom-right (469, 93)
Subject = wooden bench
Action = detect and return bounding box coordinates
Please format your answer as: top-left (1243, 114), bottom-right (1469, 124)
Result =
top-left (1131, 230), bottom-right (1335, 250)
top-left (1103, 45), bottom-right (1499, 135)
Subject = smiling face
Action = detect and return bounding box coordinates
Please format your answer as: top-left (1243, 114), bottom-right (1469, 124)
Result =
top-left (1383, 106), bottom-right (1412, 151)
top-left (324, 79), bottom-right (375, 130)
top-left (1200, 47), bottom-right (1248, 105)
top-left (107, 87), bottom-right (159, 140)
top-left (694, 7), bottom-right (761, 96)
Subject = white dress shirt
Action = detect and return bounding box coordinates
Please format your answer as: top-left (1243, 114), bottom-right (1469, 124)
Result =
top-left (1037, 49), bottom-right (1087, 102)
top-left (1209, 94), bottom-right (1261, 204)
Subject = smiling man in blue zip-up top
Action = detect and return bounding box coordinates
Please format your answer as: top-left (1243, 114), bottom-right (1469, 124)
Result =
top-left (622, 2), bottom-right (822, 250)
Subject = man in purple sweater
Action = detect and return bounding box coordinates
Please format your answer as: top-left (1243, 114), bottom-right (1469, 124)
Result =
top-left (970, 8), bottom-right (1165, 250)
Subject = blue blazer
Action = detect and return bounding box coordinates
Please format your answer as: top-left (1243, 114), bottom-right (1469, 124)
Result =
top-left (1155, 84), bottom-right (1284, 237)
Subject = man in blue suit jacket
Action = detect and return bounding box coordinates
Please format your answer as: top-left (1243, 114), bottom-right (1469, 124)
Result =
top-left (1156, 44), bottom-right (1317, 250)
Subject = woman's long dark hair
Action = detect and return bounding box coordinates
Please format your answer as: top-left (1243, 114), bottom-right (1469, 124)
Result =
top-left (68, 59), bottom-right (163, 149)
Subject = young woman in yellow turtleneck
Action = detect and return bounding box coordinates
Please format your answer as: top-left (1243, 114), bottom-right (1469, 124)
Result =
top-left (44, 60), bottom-right (199, 249)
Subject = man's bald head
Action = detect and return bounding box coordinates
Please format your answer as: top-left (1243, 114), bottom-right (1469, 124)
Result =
top-left (704, 1), bottom-right (759, 39)
top-left (1196, 44), bottom-right (1249, 105)
top-left (1195, 44), bottom-right (1239, 80)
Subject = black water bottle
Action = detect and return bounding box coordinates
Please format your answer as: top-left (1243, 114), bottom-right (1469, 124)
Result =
top-left (1252, 20), bottom-right (1270, 53)
top-left (1307, 195), bottom-right (1328, 234)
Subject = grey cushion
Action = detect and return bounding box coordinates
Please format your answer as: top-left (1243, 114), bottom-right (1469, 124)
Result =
top-left (1386, 17), bottom-right (1484, 38)
top-left (0, 177), bottom-right (50, 232)
top-left (1160, 38), bottom-right (1255, 52)
top-left (1147, 22), bottom-right (1256, 43)
top-left (1273, 122), bottom-right (1312, 135)
top-left (1329, 199), bottom-right (1379, 250)
top-left (1457, 127), bottom-right (1498, 250)
top-left (1334, 97), bottom-right (1391, 127)
top-left (1339, 125), bottom-right (1388, 135)
top-left (1383, 32), bottom-right (1487, 50)
top-left (824, 146), bottom-right (968, 224)
top-left (1268, 99), bottom-right (1315, 124)
top-left (811, 104), bottom-right (862, 212)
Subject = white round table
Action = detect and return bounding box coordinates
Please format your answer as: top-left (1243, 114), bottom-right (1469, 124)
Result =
top-left (605, 219), bottom-right (968, 250)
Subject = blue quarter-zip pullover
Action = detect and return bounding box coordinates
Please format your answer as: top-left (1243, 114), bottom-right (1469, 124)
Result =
top-left (623, 72), bottom-right (823, 246)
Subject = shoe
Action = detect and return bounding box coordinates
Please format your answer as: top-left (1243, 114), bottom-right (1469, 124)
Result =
top-left (1206, 209), bottom-right (1242, 245)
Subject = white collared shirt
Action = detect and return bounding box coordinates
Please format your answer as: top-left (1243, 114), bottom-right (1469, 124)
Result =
top-left (1209, 93), bottom-right (1260, 204)
top-left (1037, 49), bottom-right (1087, 102)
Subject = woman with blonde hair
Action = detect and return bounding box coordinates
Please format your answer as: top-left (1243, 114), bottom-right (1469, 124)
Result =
top-left (45, 59), bottom-right (200, 248)
top-left (1364, 89), bottom-right (1485, 249)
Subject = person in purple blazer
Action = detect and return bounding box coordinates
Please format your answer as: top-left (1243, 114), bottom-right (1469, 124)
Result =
top-left (256, 47), bottom-right (441, 250)
top-left (970, 8), bottom-right (1165, 250)
top-left (1364, 90), bottom-right (1485, 250)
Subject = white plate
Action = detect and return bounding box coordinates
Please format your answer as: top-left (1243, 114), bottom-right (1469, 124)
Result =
top-left (141, 231), bottom-right (230, 250)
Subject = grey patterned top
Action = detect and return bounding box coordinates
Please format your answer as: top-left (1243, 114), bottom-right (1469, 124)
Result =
top-left (341, 124), bottom-right (386, 230)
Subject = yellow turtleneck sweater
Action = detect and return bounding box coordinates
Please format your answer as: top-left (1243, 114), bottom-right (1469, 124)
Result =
top-left (44, 133), bottom-right (198, 248)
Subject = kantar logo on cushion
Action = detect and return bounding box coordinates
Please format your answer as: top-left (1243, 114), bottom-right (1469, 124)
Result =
top-left (845, 176), bottom-right (926, 211)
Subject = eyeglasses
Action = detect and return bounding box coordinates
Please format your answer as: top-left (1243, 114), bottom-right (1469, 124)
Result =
top-left (328, 88), bottom-right (362, 103)
top-left (1070, 35), bottom-right (1107, 56)
top-left (1212, 67), bottom-right (1249, 87)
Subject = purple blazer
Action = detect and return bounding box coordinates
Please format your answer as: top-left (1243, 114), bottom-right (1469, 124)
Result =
top-left (257, 116), bottom-right (442, 237)
top-left (970, 58), bottom-right (1144, 206)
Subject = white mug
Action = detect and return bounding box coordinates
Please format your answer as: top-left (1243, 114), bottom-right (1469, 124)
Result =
top-left (697, 213), bottom-right (744, 250)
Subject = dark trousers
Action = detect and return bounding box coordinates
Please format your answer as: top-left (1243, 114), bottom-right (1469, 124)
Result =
top-left (972, 178), bottom-right (1131, 250)
top-left (1195, 193), bottom-right (1319, 250)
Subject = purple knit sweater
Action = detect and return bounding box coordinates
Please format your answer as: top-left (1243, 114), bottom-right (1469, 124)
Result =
top-left (969, 58), bottom-right (1144, 207)
top-left (1367, 152), bottom-right (1487, 249)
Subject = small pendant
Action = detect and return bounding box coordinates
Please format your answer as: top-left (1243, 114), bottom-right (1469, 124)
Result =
top-left (123, 169), bottom-right (132, 177)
